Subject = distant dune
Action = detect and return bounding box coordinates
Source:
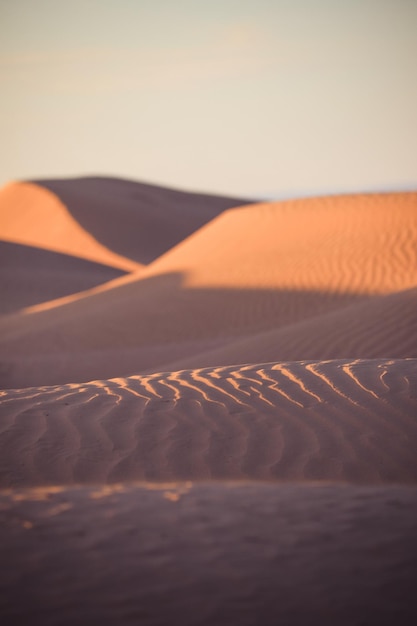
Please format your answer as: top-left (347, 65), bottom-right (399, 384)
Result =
top-left (0, 177), bottom-right (416, 624)
top-left (31, 176), bottom-right (252, 265)
top-left (0, 177), bottom-right (249, 316)
top-left (0, 189), bottom-right (415, 387)
top-left (0, 180), bottom-right (141, 272)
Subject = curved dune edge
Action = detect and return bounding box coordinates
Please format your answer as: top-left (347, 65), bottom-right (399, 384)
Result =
top-left (32, 176), bottom-right (253, 265)
top-left (1, 482), bottom-right (417, 625)
top-left (147, 191), bottom-right (417, 295)
top-left (0, 182), bottom-right (142, 272)
top-left (1, 358), bottom-right (416, 486)
top-left (0, 177), bottom-right (252, 271)
top-left (0, 190), bottom-right (415, 389)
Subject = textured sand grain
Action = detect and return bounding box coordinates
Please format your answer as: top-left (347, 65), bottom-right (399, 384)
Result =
top-left (1, 359), bottom-right (416, 487)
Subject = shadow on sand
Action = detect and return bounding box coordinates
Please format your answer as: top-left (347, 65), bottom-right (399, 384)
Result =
top-left (32, 177), bottom-right (254, 265)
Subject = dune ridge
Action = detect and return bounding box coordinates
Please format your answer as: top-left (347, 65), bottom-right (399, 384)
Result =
top-left (146, 191), bottom-right (417, 295)
top-left (0, 190), bottom-right (416, 388)
top-left (0, 177), bottom-right (251, 269)
top-left (0, 182), bottom-right (142, 272)
top-left (0, 176), bottom-right (250, 320)
top-left (31, 176), bottom-right (252, 265)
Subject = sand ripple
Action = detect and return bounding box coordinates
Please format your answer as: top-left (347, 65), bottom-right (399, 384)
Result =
top-left (1, 358), bottom-right (416, 486)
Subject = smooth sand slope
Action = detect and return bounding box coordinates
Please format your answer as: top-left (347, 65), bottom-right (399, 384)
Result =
top-left (0, 240), bottom-right (126, 315)
top-left (1, 180), bottom-right (417, 624)
top-left (2, 483), bottom-right (417, 625)
top-left (158, 285), bottom-right (417, 372)
top-left (0, 191), bottom-right (416, 388)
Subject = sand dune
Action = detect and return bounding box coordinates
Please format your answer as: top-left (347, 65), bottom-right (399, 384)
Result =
top-left (0, 181), bottom-right (141, 272)
top-left (1, 178), bottom-right (417, 624)
top-left (0, 177), bottom-right (249, 270)
top-left (146, 191), bottom-right (417, 295)
top-left (1, 359), bottom-right (416, 486)
top-left (32, 176), bottom-right (252, 265)
top-left (0, 191), bottom-right (415, 388)
top-left (2, 282), bottom-right (415, 387)
top-left (0, 176), bottom-right (249, 318)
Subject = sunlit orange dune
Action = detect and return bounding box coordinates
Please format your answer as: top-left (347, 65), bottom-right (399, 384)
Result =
top-left (0, 191), bottom-right (415, 388)
top-left (0, 175), bottom-right (251, 322)
top-left (146, 191), bottom-right (417, 295)
top-left (1, 359), bottom-right (416, 486)
top-left (0, 181), bottom-right (141, 272)
top-left (0, 176), bottom-right (251, 267)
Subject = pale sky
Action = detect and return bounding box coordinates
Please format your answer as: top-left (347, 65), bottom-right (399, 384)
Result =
top-left (1, 0), bottom-right (416, 198)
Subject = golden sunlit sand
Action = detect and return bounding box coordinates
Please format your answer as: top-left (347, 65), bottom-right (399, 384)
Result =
top-left (0, 177), bottom-right (416, 624)
top-left (1, 188), bottom-right (416, 387)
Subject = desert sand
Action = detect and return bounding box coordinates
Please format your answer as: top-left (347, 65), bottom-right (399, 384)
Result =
top-left (0, 177), bottom-right (416, 624)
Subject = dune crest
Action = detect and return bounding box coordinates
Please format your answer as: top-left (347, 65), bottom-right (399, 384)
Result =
top-left (31, 176), bottom-right (252, 265)
top-left (0, 182), bottom-right (141, 272)
top-left (147, 191), bottom-right (417, 295)
top-left (0, 190), bottom-right (416, 388)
